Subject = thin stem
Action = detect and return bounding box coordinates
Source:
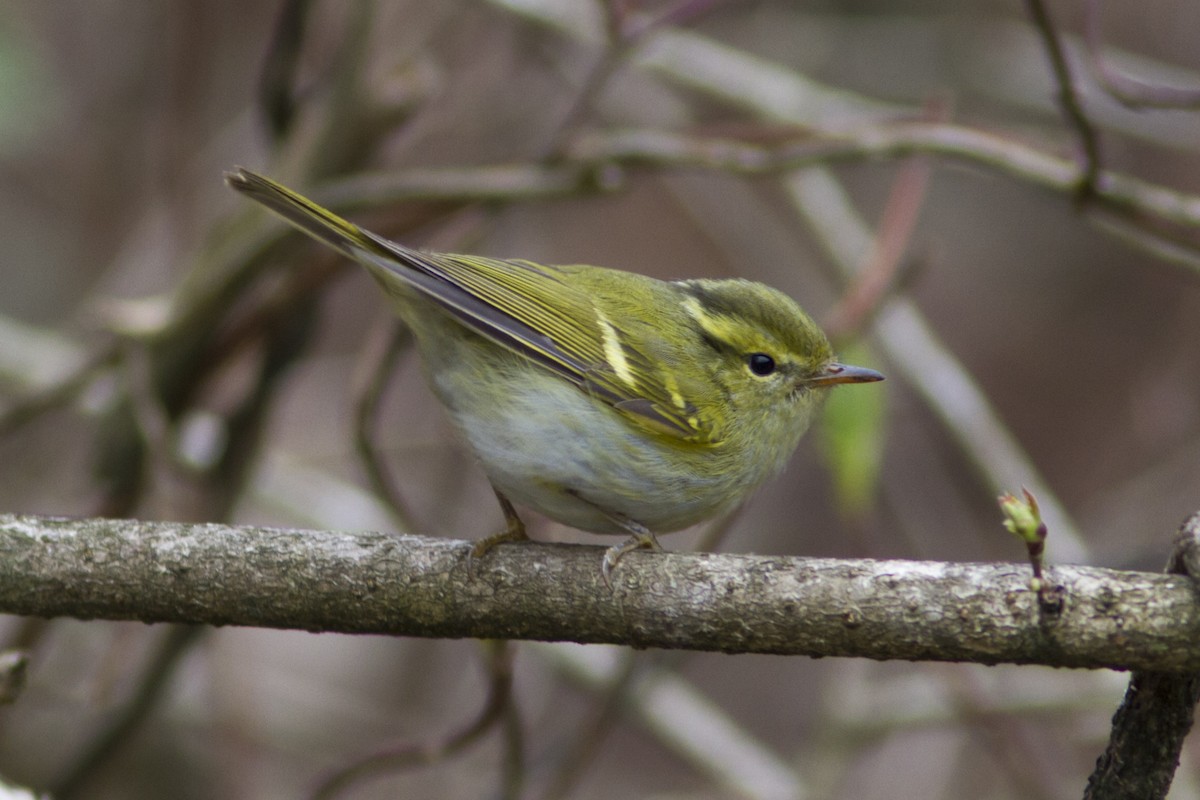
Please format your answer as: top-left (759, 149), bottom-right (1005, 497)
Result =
top-left (310, 641), bottom-right (516, 800)
top-left (52, 626), bottom-right (207, 799)
top-left (536, 653), bottom-right (641, 800)
top-left (1023, 0), bottom-right (1102, 197)
top-left (1082, 0), bottom-right (1200, 110)
top-left (352, 319), bottom-right (419, 533)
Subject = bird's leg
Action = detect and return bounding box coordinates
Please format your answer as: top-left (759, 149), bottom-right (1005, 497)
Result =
top-left (560, 488), bottom-right (663, 587)
top-left (601, 518), bottom-right (662, 588)
top-left (467, 487), bottom-right (531, 576)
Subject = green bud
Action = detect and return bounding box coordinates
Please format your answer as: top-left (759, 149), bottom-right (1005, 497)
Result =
top-left (999, 487), bottom-right (1045, 545)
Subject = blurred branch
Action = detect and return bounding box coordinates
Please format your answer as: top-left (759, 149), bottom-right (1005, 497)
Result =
top-left (504, 0), bottom-right (1200, 274)
top-left (0, 775), bottom-right (41, 800)
top-left (820, 116), bottom-right (937, 339)
top-left (789, 174), bottom-right (1087, 563)
top-left (569, 126), bottom-right (1200, 263)
top-left (313, 163), bottom-right (603, 211)
top-left (1023, 0), bottom-right (1101, 196)
top-left (539, 0), bottom-right (726, 158)
top-left (311, 640), bottom-right (518, 800)
top-left (0, 316), bottom-right (95, 394)
top-left (0, 651), bottom-right (28, 706)
top-left (257, 0), bottom-right (315, 139)
top-left (51, 625), bottom-right (206, 800)
top-left (351, 320), bottom-right (419, 534)
top-left (3, 513), bottom-right (1200, 672)
top-left (1082, 0), bottom-right (1200, 110)
top-left (0, 341), bottom-right (119, 438)
top-left (533, 642), bottom-right (806, 800)
top-left (1088, 209), bottom-right (1200, 273)
top-left (534, 650), bottom-right (642, 800)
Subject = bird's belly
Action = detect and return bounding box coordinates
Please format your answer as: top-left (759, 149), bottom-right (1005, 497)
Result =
top-left (434, 370), bottom-right (756, 534)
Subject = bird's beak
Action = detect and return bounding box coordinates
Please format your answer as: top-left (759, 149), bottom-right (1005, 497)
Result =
top-left (806, 362), bottom-right (885, 387)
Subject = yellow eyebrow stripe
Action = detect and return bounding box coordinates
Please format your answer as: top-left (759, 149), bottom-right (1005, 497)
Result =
top-left (595, 309), bottom-right (635, 387)
top-left (682, 296), bottom-right (721, 337)
top-left (684, 295), bottom-right (746, 346)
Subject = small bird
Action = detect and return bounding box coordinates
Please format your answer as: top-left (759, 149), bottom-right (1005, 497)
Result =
top-left (227, 168), bottom-right (883, 582)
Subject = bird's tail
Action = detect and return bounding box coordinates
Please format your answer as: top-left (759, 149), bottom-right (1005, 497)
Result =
top-left (225, 168), bottom-right (390, 263)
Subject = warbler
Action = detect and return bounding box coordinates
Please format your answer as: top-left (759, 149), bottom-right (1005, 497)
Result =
top-left (226, 168), bottom-right (883, 582)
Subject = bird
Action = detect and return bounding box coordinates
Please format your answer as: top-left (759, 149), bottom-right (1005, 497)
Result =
top-left (226, 168), bottom-right (884, 582)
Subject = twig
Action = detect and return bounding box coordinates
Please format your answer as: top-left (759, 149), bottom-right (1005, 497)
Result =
top-left (0, 342), bottom-right (120, 438)
top-left (1082, 0), bottom-right (1200, 110)
top-left (227, 124), bottom-right (1200, 279)
top-left (571, 124), bottom-right (1200, 240)
top-left (782, 166), bottom-right (1089, 564)
top-left (351, 320), bottom-right (419, 533)
top-left (257, 0), bottom-right (315, 139)
top-left (999, 488), bottom-right (1054, 608)
top-left (536, 651), bottom-right (642, 800)
top-left (536, 643), bottom-right (805, 799)
top-left (0, 651), bottom-right (28, 705)
top-left (311, 640), bottom-right (516, 800)
top-left (821, 113), bottom-right (937, 338)
top-left (194, 244), bottom-right (346, 386)
top-left (51, 625), bottom-right (207, 799)
top-left (1087, 207), bottom-right (1200, 274)
top-left (499, 679), bottom-right (525, 800)
top-left (1023, 0), bottom-right (1102, 197)
top-left (540, 0), bottom-right (727, 159)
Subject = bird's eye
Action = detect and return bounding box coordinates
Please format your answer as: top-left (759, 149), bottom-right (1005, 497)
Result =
top-left (747, 353), bottom-right (776, 377)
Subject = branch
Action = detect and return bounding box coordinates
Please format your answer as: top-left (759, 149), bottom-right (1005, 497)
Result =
top-left (1085, 512), bottom-right (1200, 799)
top-left (569, 125), bottom-right (1200, 236)
top-left (1082, 0), bottom-right (1200, 110)
top-left (1024, 0), bottom-right (1102, 195)
top-left (2, 514), bottom-right (1199, 672)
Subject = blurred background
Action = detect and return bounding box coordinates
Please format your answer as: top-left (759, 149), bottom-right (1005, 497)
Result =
top-left (1, 1), bottom-right (1199, 798)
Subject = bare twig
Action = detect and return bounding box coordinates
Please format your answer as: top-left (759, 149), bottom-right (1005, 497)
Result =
top-left (257, 0), bottom-right (315, 139)
top-left (821, 106), bottom-right (938, 339)
top-left (351, 320), bottom-right (419, 533)
top-left (570, 125), bottom-right (1200, 245)
top-left (541, 0), bottom-right (727, 158)
top-left (1024, 0), bottom-right (1102, 197)
top-left (536, 651), bottom-right (642, 800)
top-left (1082, 0), bottom-right (1200, 110)
top-left (0, 342), bottom-right (120, 438)
top-left (51, 625), bottom-right (207, 799)
top-left (499, 677), bottom-right (525, 800)
top-left (0, 651), bottom-right (28, 705)
top-left (535, 643), bottom-right (806, 799)
top-left (311, 640), bottom-right (516, 800)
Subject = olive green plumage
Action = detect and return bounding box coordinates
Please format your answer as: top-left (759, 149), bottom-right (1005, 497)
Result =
top-left (227, 168), bottom-right (882, 579)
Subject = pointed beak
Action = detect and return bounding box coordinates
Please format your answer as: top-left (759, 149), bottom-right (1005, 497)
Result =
top-left (806, 362), bottom-right (885, 387)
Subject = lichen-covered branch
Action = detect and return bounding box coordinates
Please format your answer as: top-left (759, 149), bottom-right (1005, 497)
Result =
top-left (2, 513), bottom-right (1198, 672)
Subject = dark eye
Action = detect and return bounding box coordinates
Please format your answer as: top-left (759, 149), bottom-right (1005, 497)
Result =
top-left (747, 353), bottom-right (776, 376)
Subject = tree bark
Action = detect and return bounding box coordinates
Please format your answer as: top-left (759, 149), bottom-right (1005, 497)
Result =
top-left (2, 513), bottom-right (1200, 671)
top-left (1084, 512), bottom-right (1200, 799)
